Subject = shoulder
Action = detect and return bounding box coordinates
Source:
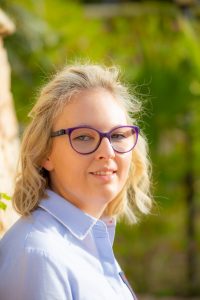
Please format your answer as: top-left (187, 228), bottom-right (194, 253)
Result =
top-left (0, 234), bottom-right (72, 300)
top-left (0, 208), bottom-right (75, 300)
top-left (0, 207), bottom-right (70, 261)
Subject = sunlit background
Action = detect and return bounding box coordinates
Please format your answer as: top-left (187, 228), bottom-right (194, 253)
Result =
top-left (0, 0), bottom-right (200, 298)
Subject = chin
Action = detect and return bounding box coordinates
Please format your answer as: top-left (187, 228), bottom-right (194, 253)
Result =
top-left (98, 191), bottom-right (118, 205)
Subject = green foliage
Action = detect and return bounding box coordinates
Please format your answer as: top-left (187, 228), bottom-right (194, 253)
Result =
top-left (0, 193), bottom-right (11, 211)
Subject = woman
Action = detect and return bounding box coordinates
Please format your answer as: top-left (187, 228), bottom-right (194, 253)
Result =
top-left (0, 64), bottom-right (152, 300)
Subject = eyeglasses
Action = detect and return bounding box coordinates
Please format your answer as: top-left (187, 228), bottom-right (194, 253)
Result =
top-left (51, 125), bottom-right (140, 155)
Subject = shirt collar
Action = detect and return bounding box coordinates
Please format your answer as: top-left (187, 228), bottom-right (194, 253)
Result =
top-left (38, 189), bottom-right (116, 243)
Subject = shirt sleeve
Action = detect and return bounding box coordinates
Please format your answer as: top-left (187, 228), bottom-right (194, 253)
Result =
top-left (3, 247), bottom-right (73, 300)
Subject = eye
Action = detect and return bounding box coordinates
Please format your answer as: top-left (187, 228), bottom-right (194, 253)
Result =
top-left (73, 135), bottom-right (94, 141)
top-left (111, 133), bottom-right (126, 140)
top-left (111, 128), bottom-right (134, 141)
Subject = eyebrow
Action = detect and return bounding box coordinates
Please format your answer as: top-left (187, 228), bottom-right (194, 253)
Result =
top-left (66, 123), bottom-right (127, 129)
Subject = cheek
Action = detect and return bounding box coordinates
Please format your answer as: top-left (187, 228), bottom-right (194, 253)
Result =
top-left (53, 151), bottom-right (89, 182)
top-left (50, 140), bottom-right (75, 169)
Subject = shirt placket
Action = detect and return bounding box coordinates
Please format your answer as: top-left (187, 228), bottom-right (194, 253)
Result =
top-left (92, 221), bottom-right (124, 297)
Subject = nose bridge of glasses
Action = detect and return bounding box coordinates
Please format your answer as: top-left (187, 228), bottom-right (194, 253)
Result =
top-left (98, 131), bottom-right (113, 145)
top-left (102, 131), bottom-right (111, 139)
top-left (98, 132), bottom-right (114, 151)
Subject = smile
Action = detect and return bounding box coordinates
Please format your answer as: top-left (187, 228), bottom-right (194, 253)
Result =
top-left (92, 171), bottom-right (115, 175)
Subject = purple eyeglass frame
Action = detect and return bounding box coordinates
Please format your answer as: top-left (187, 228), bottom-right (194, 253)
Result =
top-left (51, 125), bottom-right (140, 155)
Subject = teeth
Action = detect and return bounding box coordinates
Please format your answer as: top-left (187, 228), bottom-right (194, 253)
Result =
top-left (92, 171), bottom-right (114, 175)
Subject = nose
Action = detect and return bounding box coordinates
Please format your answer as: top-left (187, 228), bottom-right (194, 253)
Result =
top-left (95, 137), bottom-right (115, 160)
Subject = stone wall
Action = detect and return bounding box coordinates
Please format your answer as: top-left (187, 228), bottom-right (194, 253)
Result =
top-left (0, 9), bottom-right (19, 237)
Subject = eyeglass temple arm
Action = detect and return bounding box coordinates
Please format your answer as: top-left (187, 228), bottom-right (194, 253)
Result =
top-left (51, 129), bottom-right (68, 137)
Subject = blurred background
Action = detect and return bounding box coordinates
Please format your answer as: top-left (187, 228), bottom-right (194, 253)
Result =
top-left (0, 0), bottom-right (199, 298)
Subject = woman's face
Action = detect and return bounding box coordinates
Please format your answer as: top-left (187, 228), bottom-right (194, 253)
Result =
top-left (43, 88), bottom-right (132, 217)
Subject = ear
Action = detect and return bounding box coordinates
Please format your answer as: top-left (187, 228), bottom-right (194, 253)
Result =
top-left (42, 157), bottom-right (54, 171)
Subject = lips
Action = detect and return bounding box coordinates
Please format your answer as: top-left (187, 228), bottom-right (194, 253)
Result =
top-left (89, 169), bottom-right (117, 176)
top-left (91, 171), bottom-right (115, 175)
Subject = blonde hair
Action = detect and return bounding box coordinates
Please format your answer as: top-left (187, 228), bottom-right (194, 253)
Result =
top-left (13, 63), bottom-right (152, 223)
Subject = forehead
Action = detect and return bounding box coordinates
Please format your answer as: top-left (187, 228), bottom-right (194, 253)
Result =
top-left (53, 88), bottom-right (128, 130)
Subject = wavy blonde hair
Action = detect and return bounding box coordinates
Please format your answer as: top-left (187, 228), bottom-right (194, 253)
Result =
top-left (13, 63), bottom-right (152, 223)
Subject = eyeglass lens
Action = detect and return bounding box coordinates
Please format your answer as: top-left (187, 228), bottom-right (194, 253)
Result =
top-left (70, 127), bottom-right (137, 154)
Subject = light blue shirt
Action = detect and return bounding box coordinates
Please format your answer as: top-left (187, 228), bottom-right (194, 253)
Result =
top-left (0, 189), bottom-right (136, 300)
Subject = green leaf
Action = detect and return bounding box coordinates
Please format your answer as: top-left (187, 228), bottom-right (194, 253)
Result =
top-left (0, 201), bottom-right (7, 211)
top-left (0, 193), bottom-right (11, 201)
